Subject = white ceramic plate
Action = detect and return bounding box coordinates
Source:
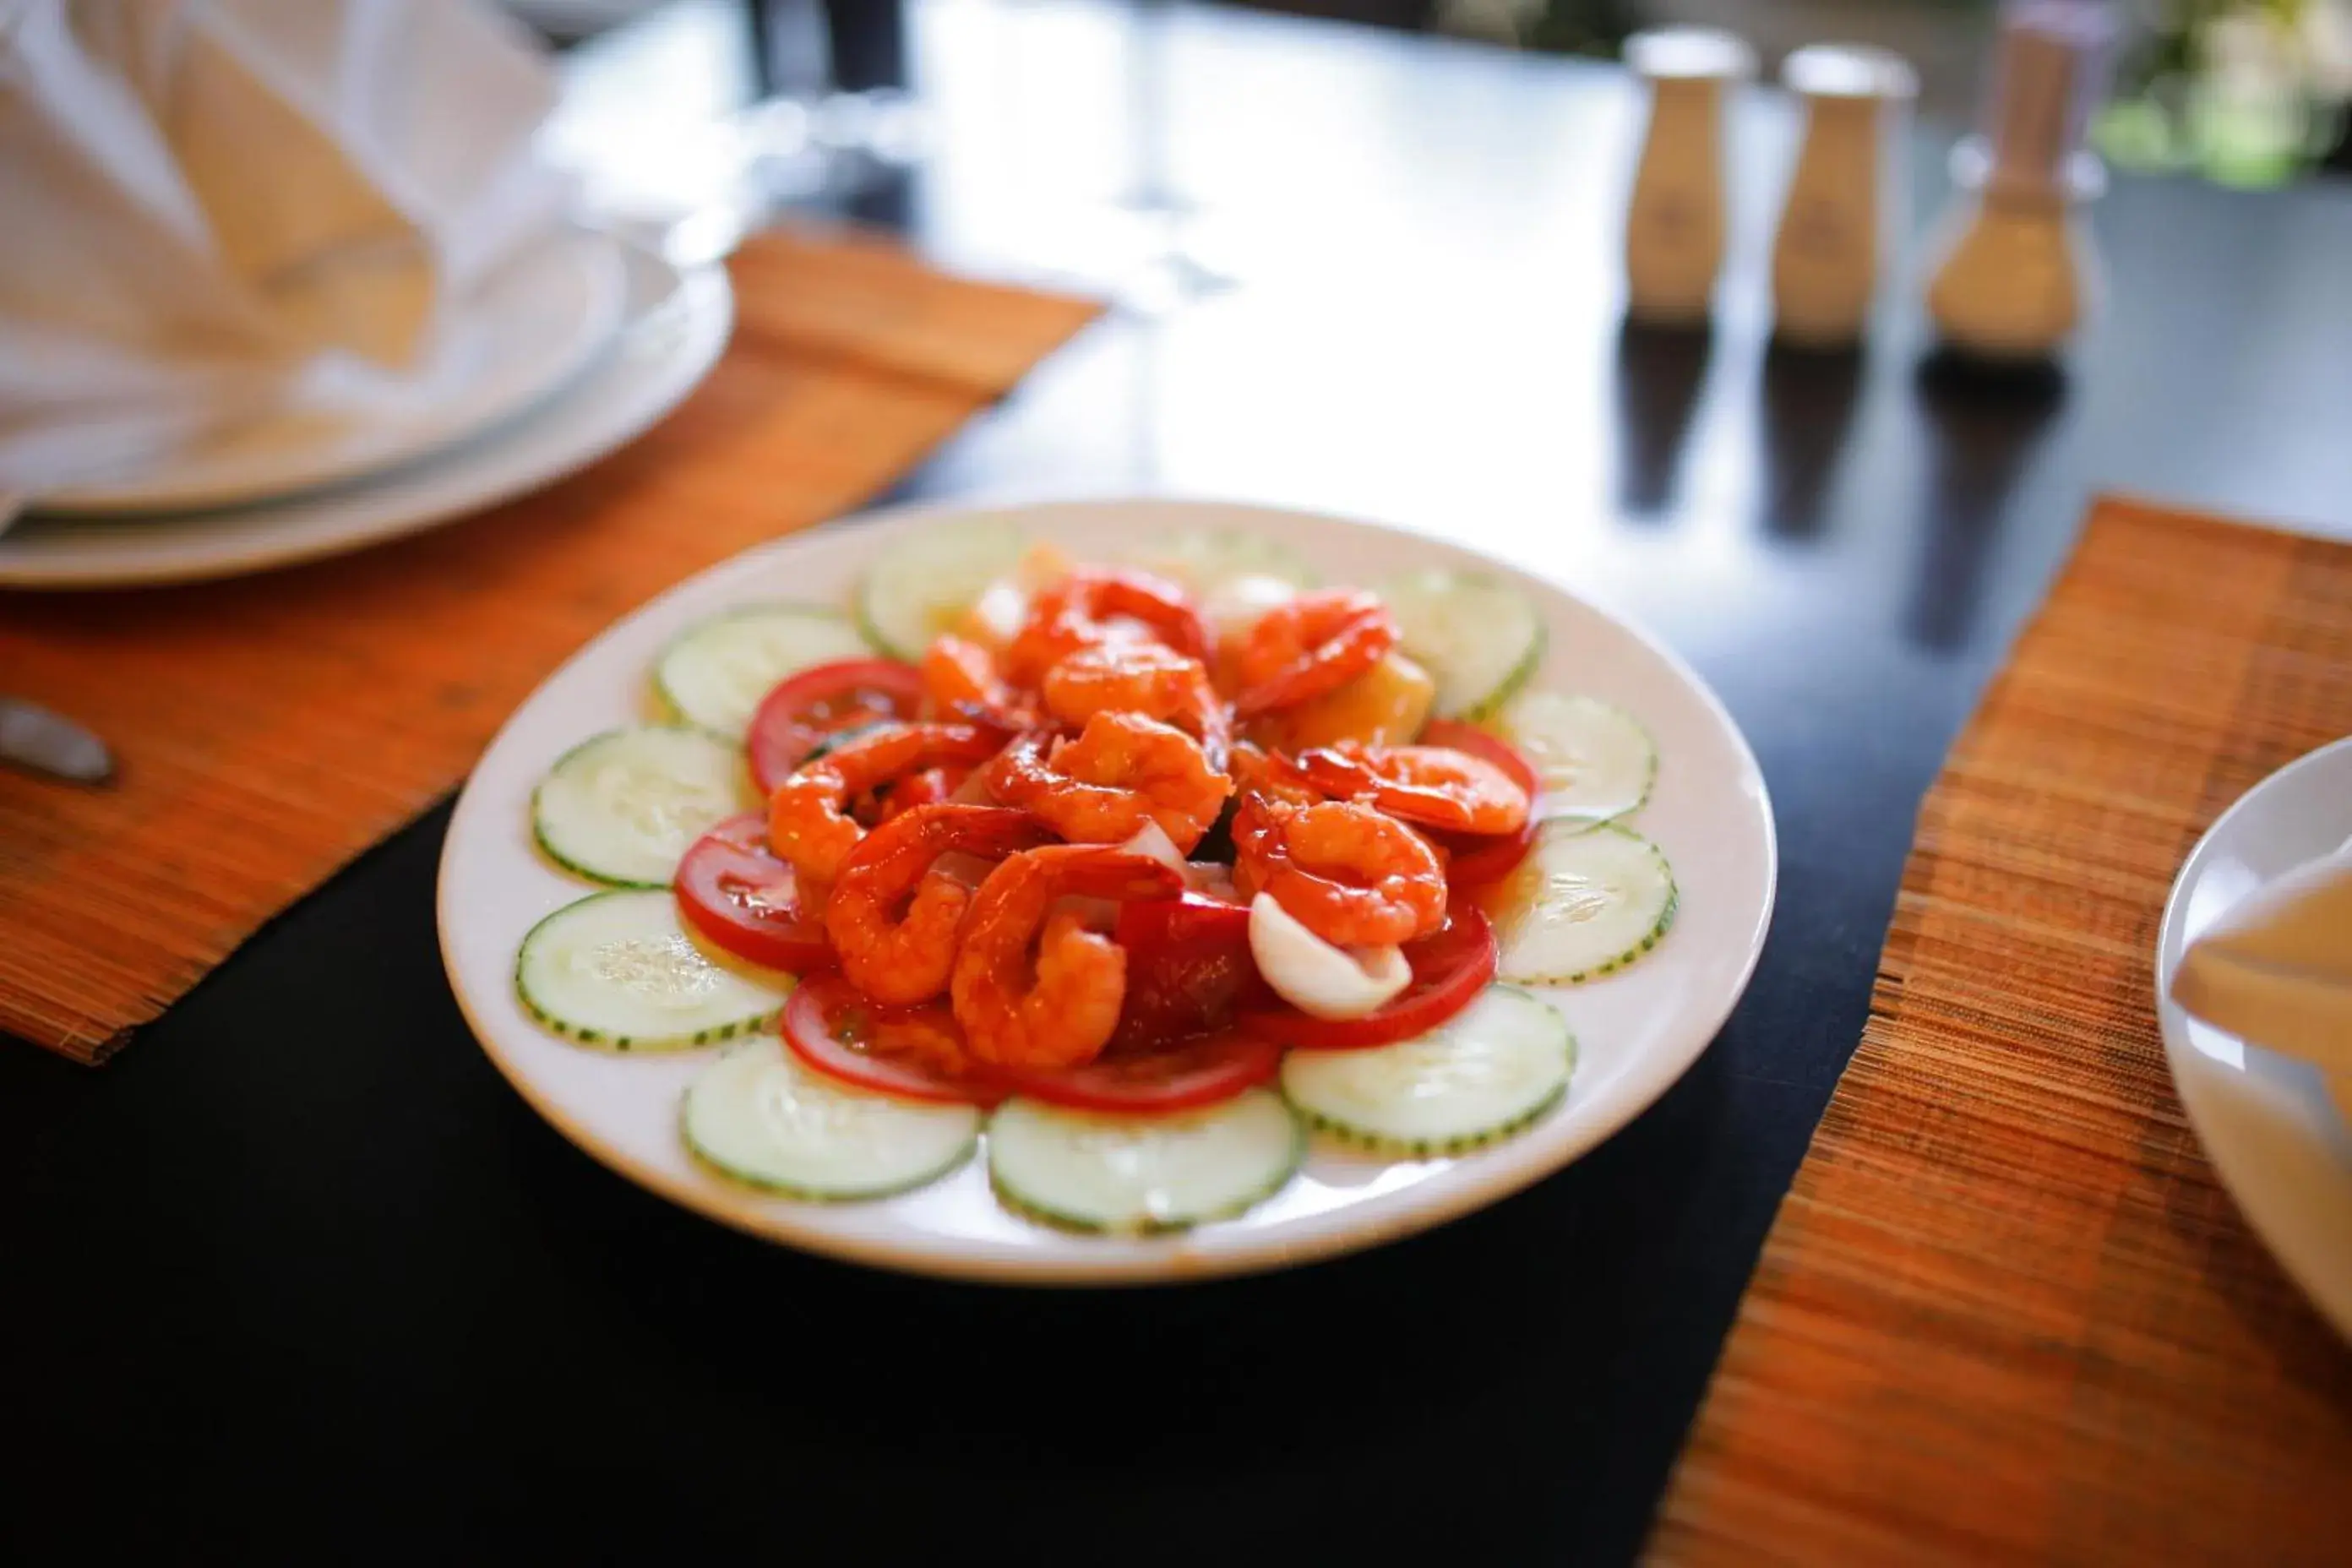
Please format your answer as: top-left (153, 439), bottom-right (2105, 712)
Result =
top-left (41, 229), bottom-right (629, 516)
top-left (436, 500), bottom-right (1778, 1283)
top-left (0, 240), bottom-right (730, 590)
top-left (2156, 737), bottom-right (2352, 1341)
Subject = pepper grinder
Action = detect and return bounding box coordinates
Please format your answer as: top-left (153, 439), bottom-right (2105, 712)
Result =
top-left (1924, 1), bottom-right (2116, 360)
top-left (1771, 45), bottom-right (1918, 348)
top-left (1623, 28), bottom-right (1756, 326)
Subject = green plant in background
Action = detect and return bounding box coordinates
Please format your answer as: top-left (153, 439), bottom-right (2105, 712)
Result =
top-left (2099, 0), bottom-right (2352, 184)
top-left (1440, 0), bottom-right (2349, 184)
top-left (1517, 0), bottom-right (1639, 57)
top-left (1462, 0), bottom-right (1998, 60)
top-left (1430, 0), bottom-right (1620, 53)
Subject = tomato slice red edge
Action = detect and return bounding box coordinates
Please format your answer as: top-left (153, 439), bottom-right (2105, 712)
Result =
top-left (1234, 903), bottom-right (1498, 1052)
top-left (781, 976), bottom-right (1008, 1108)
top-left (995, 1031), bottom-right (1284, 1114)
top-left (1113, 891), bottom-right (1250, 952)
top-left (1418, 720), bottom-right (1541, 890)
top-left (1108, 893), bottom-right (1260, 1053)
top-left (746, 658), bottom-right (926, 794)
top-left (673, 813), bottom-right (834, 972)
top-left (786, 968), bottom-right (1281, 1115)
top-left (1003, 894), bottom-right (1273, 1112)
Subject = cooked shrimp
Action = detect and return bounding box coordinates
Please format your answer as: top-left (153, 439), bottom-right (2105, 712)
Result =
top-left (825, 803), bottom-right (1051, 1005)
top-left (1228, 740), bottom-right (1320, 807)
top-left (1228, 589), bottom-right (1399, 717)
top-left (1041, 642), bottom-right (1232, 767)
top-left (768, 721), bottom-right (1010, 890)
top-left (864, 1003), bottom-right (977, 1076)
top-left (869, 765), bottom-right (956, 825)
top-left (1232, 797), bottom-right (1448, 947)
top-left (950, 845), bottom-right (1187, 1069)
top-left (1284, 743), bottom-right (1530, 836)
top-left (1003, 567), bottom-right (1211, 685)
top-left (1228, 791), bottom-right (1278, 879)
top-left (921, 634), bottom-right (1037, 726)
top-left (987, 711), bottom-right (1233, 852)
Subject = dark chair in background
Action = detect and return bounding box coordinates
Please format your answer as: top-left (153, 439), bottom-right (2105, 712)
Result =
top-left (746, 0), bottom-right (906, 96)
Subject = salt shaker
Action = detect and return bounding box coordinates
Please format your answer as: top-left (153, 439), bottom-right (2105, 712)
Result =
top-left (1924, 1), bottom-right (2116, 360)
top-left (1623, 28), bottom-right (1756, 326)
top-left (1771, 45), bottom-right (1918, 347)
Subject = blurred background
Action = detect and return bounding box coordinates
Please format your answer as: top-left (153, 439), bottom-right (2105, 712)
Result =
top-left (484, 0), bottom-right (2352, 564)
top-left (514, 0), bottom-right (2352, 205)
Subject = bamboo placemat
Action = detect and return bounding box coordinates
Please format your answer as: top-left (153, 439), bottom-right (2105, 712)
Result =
top-left (0, 228), bottom-right (1097, 1064)
top-left (1653, 496), bottom-right (2352, 1565)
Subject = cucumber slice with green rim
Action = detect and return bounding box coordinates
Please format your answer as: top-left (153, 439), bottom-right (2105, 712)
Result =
top-left (516, 890), bottom-right (787, 1050)
top-left (1124, 530), bottom-right (1320, 593)
top-left (856, 517), bottom-right (1029, 659)
top-left (683, 1036), bottom-right (980, 1200)
top-left (1489, 691), bottom-right (1657, 824)
top-left (987, 1089), bottom-right (1304, 1234)
top-left (653, 605), bottom-right (872, 740)
top-left (1279, 985), bottom-right (1574, 1155)
top-left (1375, 569), bottom-right (1546, 720)
top-left (532, 726), bottom-right (752, 887)
top-left (1488, 822), bottom-right (1677, 985)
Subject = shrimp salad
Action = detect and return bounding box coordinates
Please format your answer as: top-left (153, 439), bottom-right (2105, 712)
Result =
top-left (513, 525), bottom-right (1675, 1235)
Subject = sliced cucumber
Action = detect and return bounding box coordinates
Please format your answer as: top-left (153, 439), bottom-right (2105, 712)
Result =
top-left (1489, 691), bottom-right (1656, 824)
top-left (653, 605), bottom-right (871, 740)
top-left (683, 1036), bottom-right (980, 1200)
top-left (516, 890), bottom-right (787, 1049)
top-left (1488, 822), bottom-right (1676, 986)
top-left (987, 1090), bottom-right (1303, 1234)
top-left (856, 517), bottom-right (1029, 659)
top-left (1280, 985), bottom-right (1574, 1155)
top-left (1375, 569), bottom-right (1546, 720)
top-left (1125, 530), bottom-right (1319, 595)
top-left (531, 726), bottom-right (751, 887)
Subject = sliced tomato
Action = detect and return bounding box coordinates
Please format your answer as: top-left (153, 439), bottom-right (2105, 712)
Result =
top-left (1419, 720), bottom-right (1541, 889)
top-left (999, 1030), bottom-right (1283, 1114)
top-left (674, 813), bottom-right (832, 972)
top-left (1109, 893), bottom-right (1258, 1051)
top-left (747, 658), bottom-right (926, 793)
top-left (1236, 903), bottom-right (1497, 1051)
top-left (781, 975), bottom-right (1007, 1107)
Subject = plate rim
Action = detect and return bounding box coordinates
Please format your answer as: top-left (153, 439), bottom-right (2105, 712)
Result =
top-left (0, 241), bottom-right (732, 591)
top-left (2155, 733), bottom-right (2352, 1340)
top-left (435, 496), bottom-right (1779, 1285)
top-left (40, 227), bottom-right (631, 516)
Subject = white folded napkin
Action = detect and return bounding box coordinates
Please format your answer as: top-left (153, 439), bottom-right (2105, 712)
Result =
top-left (2171, 836), bottom-right (2352, 1092)
top-left (0, 0), bottom-right (569, 492)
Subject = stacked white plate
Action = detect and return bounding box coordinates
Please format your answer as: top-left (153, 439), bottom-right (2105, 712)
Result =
top-left (2157, 738), bottom-right (2352, 1341)
top-left (0, 228), bottom-right (733, 591)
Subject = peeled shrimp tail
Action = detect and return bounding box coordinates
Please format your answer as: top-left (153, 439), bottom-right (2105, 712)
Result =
top-left (1040, 642), bottom-right (1236, 778)
top-left (950, 845), bottom-right (1187, 1069)
top-left (825, 803), bottom-right (1051, 1005)
top-left (1230, 589), bottom-right (1400, 717)
top-left (922, 636), bottom-right (1038, 726)
top-left (767, 720), bottom-right (1017, 887)
top-left (1234, 798), bottom-right (1448, 947)
top-left (987, 712), bottom-right (1233, 852)
top-left (1293, 743), bottom-right (1529, 834)
top-left (1005, 567), bottom-right (1211, 683)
